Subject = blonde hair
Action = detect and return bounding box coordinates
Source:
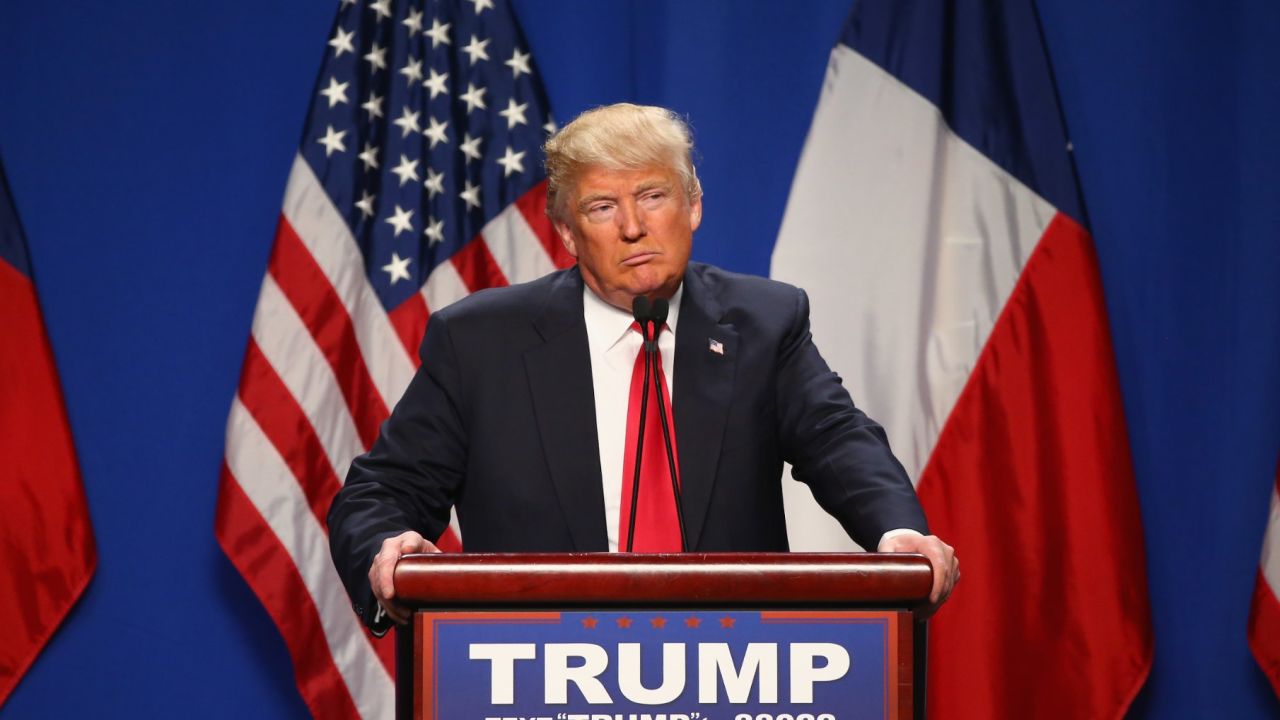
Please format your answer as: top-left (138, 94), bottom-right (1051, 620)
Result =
top-left (543, 103), bottom-right (702, 221)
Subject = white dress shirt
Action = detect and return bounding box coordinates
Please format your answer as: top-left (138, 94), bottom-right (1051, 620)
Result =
top-left (583, 283), bottom-right (682, 552)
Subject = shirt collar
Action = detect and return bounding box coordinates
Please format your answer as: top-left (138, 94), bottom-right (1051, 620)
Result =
top-left (582, 281), bottom-right (683, 354)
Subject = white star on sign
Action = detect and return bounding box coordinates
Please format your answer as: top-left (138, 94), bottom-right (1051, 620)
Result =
top-left (355, 190), bottom-right (376, 218)
top-left (369, 0), bottom-right (393, 20)
top-left (399, 56), bottom-right (424, 85)
top-left (462, 34), bottom-right (491, 65)
top-left (358, 142), bottom-right (379, 171)
top-left (426, 18), bottom-right (451, 48)
top-left (364, 43), bottom-right (388, 71)
top-left (505, 48), bottom-right (532, 78)
top-left (460, 83), bottom-right (487, 113)
top-left (469, 0), bottom-right (495, 14)
top-left (460, 133), bottom-right (483, 161)
top-left (424, 217), bottom-right (444, 245)
top-left (424, 167), bottom-right (445, 197)
top-left (329, 27), bottom-right (355, 57)
top-left (496, 146), bottom-right (526, 177)
top-left (385, 205), bottom-right (415, 237)
top-left (391, 154), bottom-right (420, 186)
top-left (317, 125), bottom-right (347, 156)
top-left (382, 252), bottom-right (412, 284)
top-left (392, 106), bottom-right (421, 137)
top-left (424, 116), bottom-right (449, 148)
top-left (362, 92), bottom-right (384, 120)
top-left (499, 98), bottom-right (528, 129)
top-left (459, 180), bottom-right (482, 209)
top-left (402, 7), bottom-right (424, 35)
top-left (423, 68), bottom-right (449, 99)
top-left (319, 76), bottom-right (349, 107)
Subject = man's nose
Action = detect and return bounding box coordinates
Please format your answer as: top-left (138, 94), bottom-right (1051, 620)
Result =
top-left (617, 201), bottom-right (645, 241)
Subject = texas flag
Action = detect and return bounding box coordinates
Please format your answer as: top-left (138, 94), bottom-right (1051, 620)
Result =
top-left (772, 1), bottom-right (1153, 717)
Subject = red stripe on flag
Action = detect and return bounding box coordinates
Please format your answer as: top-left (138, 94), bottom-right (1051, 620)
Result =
top-left (236, 339), bottom-right (342, 530)
top-left (389, 292), bottom-right (429, 366)
top-left (450, 236), bottom-right (509, 293)
top-left (0, 260), bottom-right (96, 708)
top-left (516, 180), bottom-right (576, 269)
top-left (917, 213), bottom-right (1152, 719)
top-left (1249, 570), bottom-right (1280, 698)
top-left (214, 468), bottom-right (377, 718)
top-left (269, 216), bottom-right (390, 449)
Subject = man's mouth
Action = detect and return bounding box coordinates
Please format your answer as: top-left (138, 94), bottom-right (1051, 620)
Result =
top-left (621, 251), bottom-right (659, 266)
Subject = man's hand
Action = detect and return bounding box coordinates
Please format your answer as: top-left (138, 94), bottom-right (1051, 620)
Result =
top-left (368, 530), bottom-right (439, 625)
top-left (878, 533), bottom-right (959, 617)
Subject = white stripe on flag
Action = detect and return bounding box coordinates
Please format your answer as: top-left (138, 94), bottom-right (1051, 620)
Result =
top-left (422, 257), bottom-right (472, 314)
top-left (225, 398), bottom-right (394, 718)
top-left (1261, 487), bottom-right (1280, 591)
top-left (250, 274), bottom-right (364, 480)
top-left (282, 154), bottom-right (418, 404)
top-left (771, 42), bottom-right (1055, 550)
top-left (481, 200), bottom-right (557, 285)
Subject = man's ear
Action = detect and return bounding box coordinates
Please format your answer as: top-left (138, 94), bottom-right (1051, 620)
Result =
top-left (688, 194), bottom-right (703, 232)
top-left (554, 219), bottom-right (578, 258)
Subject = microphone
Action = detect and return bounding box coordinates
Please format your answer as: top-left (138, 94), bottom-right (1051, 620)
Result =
top-left (646, 299), bottom-right (688, 552)
top-left (625, 296), bottom-right (655, 552)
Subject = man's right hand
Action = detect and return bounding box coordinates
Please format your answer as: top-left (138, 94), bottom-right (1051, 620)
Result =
top-left (368, 530), bottom-right (439, 625)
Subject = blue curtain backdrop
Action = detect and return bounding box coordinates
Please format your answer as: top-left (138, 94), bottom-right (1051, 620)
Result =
top-left (1, 1), bottom-right (1277, 717)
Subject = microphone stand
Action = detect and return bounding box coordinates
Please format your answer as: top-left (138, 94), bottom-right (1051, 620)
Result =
top-left (625, 296), bottom-right (653, 553)
top-left (648, 298), bottom-right (688, 552)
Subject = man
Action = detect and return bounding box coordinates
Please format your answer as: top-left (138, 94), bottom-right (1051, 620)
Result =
top-left (328, 103), bottom-right (958, 633)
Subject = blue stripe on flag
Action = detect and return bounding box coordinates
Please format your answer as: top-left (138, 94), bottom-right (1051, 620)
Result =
top-left (841, 0), bottom-right (1085, 225)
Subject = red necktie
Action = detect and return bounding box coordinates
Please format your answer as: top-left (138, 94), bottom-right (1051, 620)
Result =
top-left (619, 322), bottom-right (682, 552)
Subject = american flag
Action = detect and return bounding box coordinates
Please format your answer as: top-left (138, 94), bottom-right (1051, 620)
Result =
top-left (213, 1), bottom-right (570, 717)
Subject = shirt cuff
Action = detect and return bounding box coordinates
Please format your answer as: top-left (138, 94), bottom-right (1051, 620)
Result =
top-left (877, 527), bottom-right (924, 550)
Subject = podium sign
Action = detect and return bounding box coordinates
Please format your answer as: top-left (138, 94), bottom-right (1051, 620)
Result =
top-left (396, 553), bottom-right (931, 720)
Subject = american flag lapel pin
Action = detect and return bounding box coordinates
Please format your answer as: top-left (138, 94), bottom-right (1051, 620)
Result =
top-left (708, 338), bottom-right (724, 355)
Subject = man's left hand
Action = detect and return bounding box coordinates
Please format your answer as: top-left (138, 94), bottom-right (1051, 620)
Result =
top-left (878, 533), bottom-right (959, 617)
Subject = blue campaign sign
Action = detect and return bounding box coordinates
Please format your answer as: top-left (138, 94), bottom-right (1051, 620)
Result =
top-left (417, 610), bottom-right (900, 720)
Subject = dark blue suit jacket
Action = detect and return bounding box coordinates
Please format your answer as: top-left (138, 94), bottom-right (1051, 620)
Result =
top-left (328, 263), bottom-right (927, 630)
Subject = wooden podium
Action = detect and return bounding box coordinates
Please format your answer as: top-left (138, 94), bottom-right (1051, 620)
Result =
top-left (394, 553), bottom-right (932, 720)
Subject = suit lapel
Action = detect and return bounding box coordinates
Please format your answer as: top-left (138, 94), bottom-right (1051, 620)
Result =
top-left (523, 268), bottom-right (610, 551)
top-left (672, 267), bottom-right (738, 550)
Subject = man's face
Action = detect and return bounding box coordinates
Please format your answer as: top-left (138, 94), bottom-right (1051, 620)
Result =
top-left (553, 164), bottom-right (701, 311)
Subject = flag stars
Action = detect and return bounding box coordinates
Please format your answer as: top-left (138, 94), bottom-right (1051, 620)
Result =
top-left (402, 7), bottom-right (424, 35)
top-left (425, 18), bottom-right (451, 48)
top-left (328, 27), bottom-right (355, 57)
top-left (460, 133), bottom-right (483, 162)
top-left (460, 83), bottom-right (487, 113)
top-left (424, 217), bottom-right (444, 245)
top-left (424, 116), bottom-right (449, 148)
top-left (364, 42), bottom-right (388, 71)
top-left (543, 117), bottom-right (558, 135)
top-left (423, 68), bottom-right (449, 99)
top-left (496, 146), bottom-right (526, 177)
top-left (385, 205), bottom-right (415, 237)
top-left (317, 125), bottom-right (347, 156)
top-left (400, 56), bottom-right (424, 86)
top-left (391, 154), bottom-right (420, 186)
top-left (358, 142), bottom-right (379, 171)
top-left (424, 167), bottom-right (445, 197)
top-left (459, 180), bottom-right (482, 209)
top-left (499, 98), bottom-right (529, 129)
top-left (382, 252), bottom-right (412, 284)
top-left (506, 48), bottom-right (532, 78)
top-left (469, 0), bottom-right (495, 14)
top-left (393, 106), bottom-right (421, 137)
top-left (355, 191), bottom-right (376, 218)
top-left (462, 34), bottom-right (491, 65)
top-left (361, 92), bottom-right (384, 120)
top-left (369, 0), bottom-right (393, 20)
top-left (319, 76), bottom-right (349, 107)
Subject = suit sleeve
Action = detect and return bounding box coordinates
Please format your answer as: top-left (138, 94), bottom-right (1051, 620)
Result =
top-left (774, 286), bottom-right (929, 549)
top-left (327, 312), bottom-right (468, 633)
